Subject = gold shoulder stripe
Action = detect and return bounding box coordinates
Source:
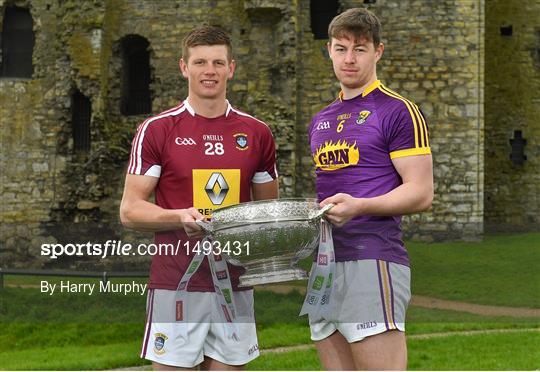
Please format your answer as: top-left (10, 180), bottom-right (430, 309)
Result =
top-left (408, 101), bottom-right (425, 148)
top-left (413, 102), bottom-right (430, 147)
top-left (384, 86), bottom-right (429, 148)
top-left (390, 147), bottom-right (431, 159)
top-left (379, 85), bottom-right (420, 148)
top-left (407, 99), bottom-right (428, 147)
top-left (380, 84), bottom-right (428, 148)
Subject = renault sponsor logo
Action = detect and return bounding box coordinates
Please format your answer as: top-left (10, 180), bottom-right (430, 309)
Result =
top-left (205, 172), bottom-right (229, 205)
top-left (193, 169), bottom-right (240, 218)
top-left (316, 121), bottom-right (331, 131)
top-left (175, 137), bottom-right (197, 145)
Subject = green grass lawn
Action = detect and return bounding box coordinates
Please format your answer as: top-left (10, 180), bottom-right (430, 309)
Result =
top-left (0, 232), bottom-right (538, 370)
top-left (408, 233), bottom-right (540, 308)
top-left (249, 330), bottom-right (540, 370)
top-left (0, 288), bottom-right (537, 370)
top-left (0, 340), bottom-right (146, 370)
top-left (1, 319), bottom-right (537, 370)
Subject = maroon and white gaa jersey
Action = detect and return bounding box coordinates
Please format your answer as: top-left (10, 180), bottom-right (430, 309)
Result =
top-left (127, 99), bottom-right (277, 291)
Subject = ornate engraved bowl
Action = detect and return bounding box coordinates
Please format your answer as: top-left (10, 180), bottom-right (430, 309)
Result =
top-left (198, 198), bottom-right (330, 286)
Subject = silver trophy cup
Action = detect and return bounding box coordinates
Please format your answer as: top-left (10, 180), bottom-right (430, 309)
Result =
top-left (197, 198), bottom-right (332, 286)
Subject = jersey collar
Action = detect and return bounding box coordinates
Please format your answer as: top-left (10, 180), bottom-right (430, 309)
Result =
top-left (183, 98), bottom-right (232, 117)
top-left (338, 80), bottom-right (381, 101)
top-left (183, 99), bottom-right (195, 116)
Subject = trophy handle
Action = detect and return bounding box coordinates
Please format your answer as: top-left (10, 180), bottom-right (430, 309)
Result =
top-left (309, 203), bottom-right (334, 220)
top-left (195, 219), bottom-right (213, 234)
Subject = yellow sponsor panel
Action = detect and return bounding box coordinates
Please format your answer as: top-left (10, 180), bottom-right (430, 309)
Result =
top-left (313, 140), bottom-right (360, 171)
top-left (192, 169), bottom-right (241, 218)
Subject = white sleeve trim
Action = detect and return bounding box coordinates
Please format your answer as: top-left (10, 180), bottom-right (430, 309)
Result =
top-left (144, 165), bottom-right (162, 178)
top-left (252, 171), bottom-right (274, 184)
top-left (129, 105), bottom-right (186, 174)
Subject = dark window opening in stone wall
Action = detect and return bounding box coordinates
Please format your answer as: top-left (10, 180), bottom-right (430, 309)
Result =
top-left (72, 91), bottom-right (92, 153)
top-left (120, 35), bottom-right (152, 116)
top-left (1, 6), bottom-right (35, 78)
top-left (533, 29), bottom-right (540, 68)
top-left (509, 130), bottom-right (527, 166)
top-left (500, 25), bottom-right (513, 36)
top-left (310, 0), bottom-right (339, 40)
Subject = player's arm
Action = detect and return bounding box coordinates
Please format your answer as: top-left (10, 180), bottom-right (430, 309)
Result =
top-left (120, 174), bottom-right (204, 236)
top-left (321, 154), bottom-right (433, 227)
top-left (251, 122), bottom-right (279, 201)
top-left (252, 179), bottom-right (279, 201)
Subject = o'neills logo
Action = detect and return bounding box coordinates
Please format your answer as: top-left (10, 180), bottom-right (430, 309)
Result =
top-left (313, 140), bottom-right (359, 171)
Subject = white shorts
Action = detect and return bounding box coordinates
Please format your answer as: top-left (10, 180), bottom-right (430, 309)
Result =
top-left (141, 289), bottom-right (259, 368)
top-left (309, 259), bottom-right (411, 343)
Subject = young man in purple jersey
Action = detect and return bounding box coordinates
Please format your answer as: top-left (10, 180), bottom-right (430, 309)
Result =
top-left (308, 8), bottom-right (433, 370)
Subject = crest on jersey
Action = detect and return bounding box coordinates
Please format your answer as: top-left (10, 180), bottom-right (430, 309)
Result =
top-left (154, 333), bottom-right (168, 355)
top-left (313, 140), bottom-right (360, 171)
top-left (234, 133), bottom-right (248, 150)
top-left (356, 110), bottom-right (371, 125)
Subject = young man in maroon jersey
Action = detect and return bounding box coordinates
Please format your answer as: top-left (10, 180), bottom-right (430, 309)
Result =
top-left (307, 8), bottom-right (433, 370)
top-left (120, 26), bottom-right (278, 370)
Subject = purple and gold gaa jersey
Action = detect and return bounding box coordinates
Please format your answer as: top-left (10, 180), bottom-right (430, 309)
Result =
top-left (309, 80), bottom-right (431, 266)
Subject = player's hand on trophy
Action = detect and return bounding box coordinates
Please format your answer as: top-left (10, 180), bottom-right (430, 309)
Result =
top-left (180, 207), bottom-right (206, 238)
top-left (320, 193), bottom-right (360, 227)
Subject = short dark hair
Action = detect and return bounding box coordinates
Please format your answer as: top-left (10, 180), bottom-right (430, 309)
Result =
top-left (182, 25), bottom-right (233, 62)
top-left (328, 8), bottom-right (381, 46)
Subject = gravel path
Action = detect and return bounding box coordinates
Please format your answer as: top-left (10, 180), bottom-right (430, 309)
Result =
top-left (7, 282), bottom-right (539, 317)
top-left (256, 283), bottom-right (540, 318)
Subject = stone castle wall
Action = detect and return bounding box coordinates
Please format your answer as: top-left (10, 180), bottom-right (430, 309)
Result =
top-left (484, 0), bottom-right (540, 232)
top-left (0, 0), bottom-right (300, 269)
top-left (0, 0), bottom-right (537, 270)
top-left (295, 0), bottom-right (485, 241)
